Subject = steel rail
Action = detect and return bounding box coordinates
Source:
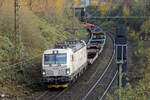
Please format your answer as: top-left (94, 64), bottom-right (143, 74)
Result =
top-left (53, 88), bottom-right (69, 100)
top-left (35, 88), bottom-right (68, 100)
top-left (35, 90), bottom-right (49, 100)
top-left (82, 32), bottom-right (115, 100)
top-left (99, 71), bottom-right (118, 100)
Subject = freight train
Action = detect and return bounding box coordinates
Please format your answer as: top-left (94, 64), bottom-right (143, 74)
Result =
top-left (42, 40), bottom-right (87, 88)
top-left (42, 24), bottom-right (106, 88)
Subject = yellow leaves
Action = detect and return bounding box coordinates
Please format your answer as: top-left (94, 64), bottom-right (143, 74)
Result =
top-left (99, 2), bottom-right (109, 16)
top-left (144, 48), bottom-right (150, 65)
top-left (90, 0), bottom-right (98, 7)
top-left (22, 0), bottom-right (28, 5)
top-left (22, 0), bottom-right (66, 14)
top-left (74, 0), bottom-right (80, 6)
top-left (112, 3), bottom-right (120, 10)
top-left (30, 0), bottom-right (44, 12)
top-left (128, 30), bottom-right (139, 41)
top-left (123, 6), bottom-right (130, 16)
top-left (141, 20), bottom-right (150, 35)
top-left (55, 0), bottom-right (65, 14)
top-left (141, 20), bottom-right (150, 28)
top-left (22, 0), bottom-right (45, 12)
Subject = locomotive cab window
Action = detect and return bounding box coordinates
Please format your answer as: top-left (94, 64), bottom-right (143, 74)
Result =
top-left (44, 54), bottom-right (67, 65)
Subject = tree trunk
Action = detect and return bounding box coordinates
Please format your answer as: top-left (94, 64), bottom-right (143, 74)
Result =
top-left (29, 0), bottom-right (32, 10)
top-left (0, 1), bottom-right (3, 8)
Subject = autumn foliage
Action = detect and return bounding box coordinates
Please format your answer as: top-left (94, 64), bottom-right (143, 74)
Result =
top-left (24, 0), bottom-right (66, 14)
top-left (90, 0), bottom-right (98, 7)
top-left (123, 6), bottom-right (130, 16)
top-left (98, 2), bottom-right (110, 16)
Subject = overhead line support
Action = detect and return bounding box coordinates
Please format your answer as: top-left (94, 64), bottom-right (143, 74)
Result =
top-left (14, 0), bottom-right (22, 63)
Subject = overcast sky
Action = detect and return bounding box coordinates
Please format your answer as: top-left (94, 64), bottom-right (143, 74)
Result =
top-left (86, 0), bottom-right (90, 6)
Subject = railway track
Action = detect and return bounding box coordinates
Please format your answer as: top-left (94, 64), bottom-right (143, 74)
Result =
top-left (32, 30), bottom-right (115, 100)
top-left (35, 88), bottom-right (67, 100)
top-left (82, 63), bottom-right (117, 100)
top-left (82, 32), bottom-right (117, 100)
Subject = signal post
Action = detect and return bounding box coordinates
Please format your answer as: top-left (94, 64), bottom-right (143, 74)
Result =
top-left (115, 35), bottom-right (127, 100)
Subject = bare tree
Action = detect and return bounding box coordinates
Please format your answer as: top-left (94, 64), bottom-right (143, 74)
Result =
top-left (45, 0), bottom-right (48, 11)
top-left (29, 0), bottom-right (33, 10)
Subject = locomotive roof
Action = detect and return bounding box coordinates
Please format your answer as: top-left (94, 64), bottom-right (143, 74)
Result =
top-left (54, 39), bottom-right (86, 52)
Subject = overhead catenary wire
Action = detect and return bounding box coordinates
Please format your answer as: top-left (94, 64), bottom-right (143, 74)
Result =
top-left (87, 0), bottom-right (119, 19)
top-left (89, 16), bottom-right (150, 19)
top-left (0, 54), bottom-right (42, 71)
top-left (87, 0), bottom-right (124, 27)
top-left (87, 0), bottom-right (150, 21)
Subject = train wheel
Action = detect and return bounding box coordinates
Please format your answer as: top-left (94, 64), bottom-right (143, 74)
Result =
top-left (81, 69), bottom-right (84, 74)
top-left (76, 74), bottom-right (78, 79)
top-left (84, 66), bottom-right (87, 70)
top-left (78, 72), bottom-right (81, 77)
top-left (72, 77), bottom-right (76, 83)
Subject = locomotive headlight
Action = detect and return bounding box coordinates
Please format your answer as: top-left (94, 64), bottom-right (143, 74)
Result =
top-left (66, 68), bottom-right (70, 74)
top-left (42, 70), bottom-right (46, 76)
